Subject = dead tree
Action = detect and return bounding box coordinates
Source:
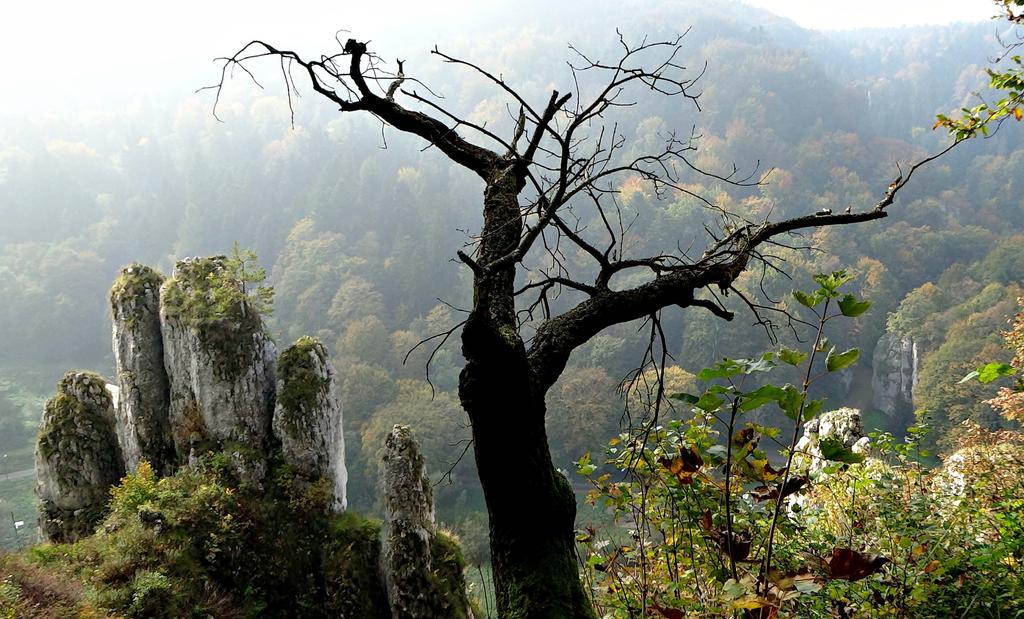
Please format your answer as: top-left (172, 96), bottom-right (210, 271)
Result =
top-left (209, 32), bottom-right (952, 618)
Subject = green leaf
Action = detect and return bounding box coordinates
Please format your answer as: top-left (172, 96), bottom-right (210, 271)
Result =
top-left (958, 371), bottom-right (980, 384)
top-left (576, 453), bottom-right (597, 476)
top-left (819, 437), bottom-right (865, 464)
top-left (838, 294), bottom-right (872, 318)
top-left (793, 290), bottom-right (823, 308)
top-left (741, 354), bottom-right (776, 374)
top-left (778, 385), bottom-right (805, 421)
top-left (813, 271), bottom-right (854, 296)
top-left (794, 578), bottom-right (822, 594)
top-left (697, 358), bottom-right (746, 381)
top-left (779, 347), bottom-right (807, 366)
top-left (695, 392), bottom-right (725, 412)
top-left (825, 347), bottom-right (860, 372)
top-left (804, 399), bottom-right (825, 421)
top-left (959, 362), bottom-right (1016, 384)
top-left (669, 392), bottom-right (700, 404)
top-left (739, 385), bottom-right (787, 412)
top-left (977, 362), bottom-right (1016, 383)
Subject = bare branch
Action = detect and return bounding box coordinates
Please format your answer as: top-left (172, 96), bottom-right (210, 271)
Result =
top-left (205, 39), bottom-right (501, 178)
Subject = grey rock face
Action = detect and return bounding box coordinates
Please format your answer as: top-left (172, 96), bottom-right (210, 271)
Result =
top-left (110, 264), bottom-right (176, 475)
top-left (381, 425), bottom-right (472, 619)
top-left (272, 337), bottom-right (348, 511)
top-left (795, 407), bottom-right (871, 477)
top-left (159, 257), bottom-right (277, 464)
top-left (871, 332), bottom-right (917, 418)
top-left (35, 372), bottom-right (126, 543)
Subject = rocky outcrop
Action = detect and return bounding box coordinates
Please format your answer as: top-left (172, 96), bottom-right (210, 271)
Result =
top-left (159, 257), bottom-right (277, 464)
top-left (795, 407), bottom-right (871, 477)
top-left (381, 425), bottom-right (473, 619)
top-left (110, 264), bottom-right (176, 475)
top-left (871, 332), bottom-right (917, 419)
top-left (273, 337), bottom-right (347, 511)
top-left (33, 256), bottom-right (479, 617)
top-left (35, 372), bottom-right (126, 543)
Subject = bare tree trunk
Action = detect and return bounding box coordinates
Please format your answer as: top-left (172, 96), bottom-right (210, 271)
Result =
top-left (457, 167), bottom-right (596, 618)
top-left (460, 318), bottom-right (594, 618)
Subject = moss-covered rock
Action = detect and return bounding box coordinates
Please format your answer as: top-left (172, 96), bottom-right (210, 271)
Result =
top-left (110, 264), bottom-right (166, 325)
top-left (35, 371), bottom-right (125, 544)
top-left (22, 426), bottom-right (476, 618)
top-left (159, 257), bottom-right (276, 467)
top-left (160, 256), bottom-right (263, 381)
top-left (273, 336), bottom-right (347, 511)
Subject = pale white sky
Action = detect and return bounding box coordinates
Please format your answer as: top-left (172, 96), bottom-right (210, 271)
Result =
top-left (744, 0), bottom-right (996, 30)
top-left (0, 0), bottom-right (999, 111)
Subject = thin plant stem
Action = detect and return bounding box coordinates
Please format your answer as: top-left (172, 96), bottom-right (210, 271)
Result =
top-left (724, 397), bottom-right (741, 581)
top-left (760, 298), bottom-right (831, 595)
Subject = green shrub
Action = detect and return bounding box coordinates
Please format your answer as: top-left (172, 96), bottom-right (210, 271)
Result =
top-left (0, 577), bottom-right (19, 619)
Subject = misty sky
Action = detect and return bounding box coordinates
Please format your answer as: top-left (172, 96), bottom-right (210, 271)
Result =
top-left (747, 0), bottom-right (996, 29)
top-left (0, 0), bottom-right (999, 113)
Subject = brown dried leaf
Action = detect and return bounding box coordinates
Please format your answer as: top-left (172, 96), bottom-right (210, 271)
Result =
top-left (826, 547), bottom-right (889, 582)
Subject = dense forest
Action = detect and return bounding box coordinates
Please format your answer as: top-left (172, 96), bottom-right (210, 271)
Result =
top-left (2, 0), bottom-right (1024, 616)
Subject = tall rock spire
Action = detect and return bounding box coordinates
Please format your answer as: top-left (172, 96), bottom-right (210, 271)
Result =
top-left (381, 424), bottom-right (474, 618)
top-left (273, 336), bottom-right (348, 511)
top-left (110, 264), bottom-right (175, 475)
top-left (159, 257), bottom-right (277, 472)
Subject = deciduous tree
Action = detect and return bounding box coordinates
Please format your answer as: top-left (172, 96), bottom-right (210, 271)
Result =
top-left (210, 32), bottom-right (954, 617)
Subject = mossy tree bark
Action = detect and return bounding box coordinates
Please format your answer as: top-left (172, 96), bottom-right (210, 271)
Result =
top-left (213, 34), bottom-right (924, 618)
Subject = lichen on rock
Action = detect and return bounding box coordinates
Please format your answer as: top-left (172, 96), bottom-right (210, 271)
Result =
top-left (159, 257), bottom-right (276, 470)
top-left (35, 371), bottom-right (126, 543)
top-left (273, 336), bottom-right (347, 511)
top-left (110, 263), bottom-right (175, 475)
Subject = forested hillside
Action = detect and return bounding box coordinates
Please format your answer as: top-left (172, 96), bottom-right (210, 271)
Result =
top-left (1, 0), bottom-right (1021, 550)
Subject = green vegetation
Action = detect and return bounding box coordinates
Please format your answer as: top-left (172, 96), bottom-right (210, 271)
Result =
top-left (579, 276), bottom-right (1024, 616)
top-left (276, 336), bottom-right (331, 432)
top-left (37, 372), bottom-right (113, 464)
top-left (161, 247), bottom-right (274, 380)
top-left (321, 511), bottom-right (389, 618)
top-left (108, 264), bottom-right (165, 323)
top-left (1, 454), bottom-right (397, 618)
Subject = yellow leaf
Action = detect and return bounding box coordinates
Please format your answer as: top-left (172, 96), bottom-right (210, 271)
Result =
top-left (1014, 107), bottom-right (1023, 121)
top-left (924, 560), bottom-right (941, 574)
top-left (731, 595), bottom-right (769, 610)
